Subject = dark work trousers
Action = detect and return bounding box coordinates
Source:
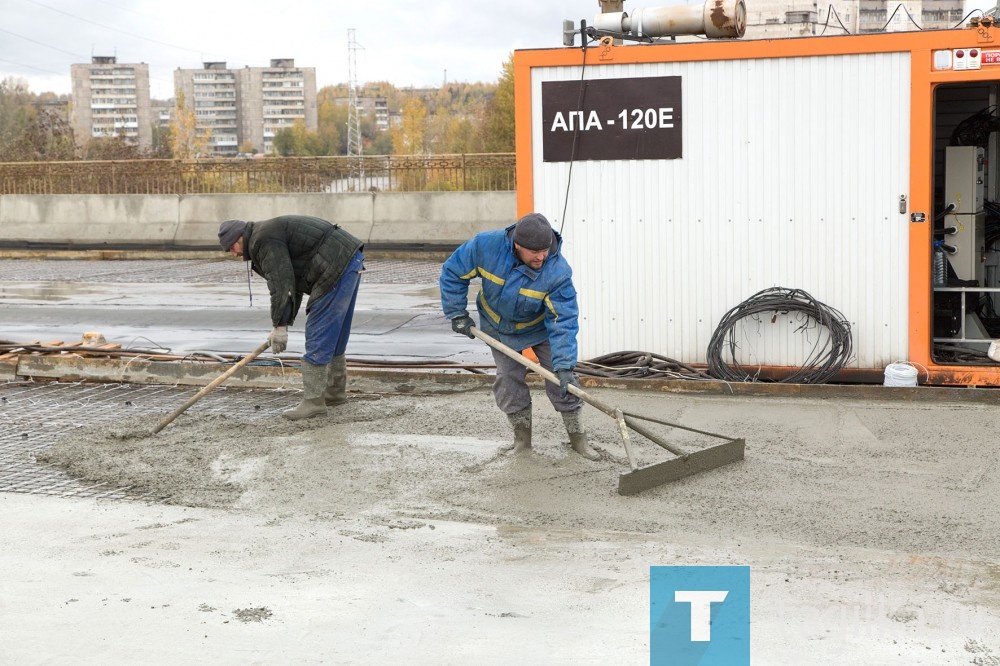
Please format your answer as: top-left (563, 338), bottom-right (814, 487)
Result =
top-left (303, 249), bottom-right (364, 366)
top-left (490, 339), bottom-right (583, 415)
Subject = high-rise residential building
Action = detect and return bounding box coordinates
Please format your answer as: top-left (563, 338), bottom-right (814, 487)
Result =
top-left (173, 62), bottom-right (238, 157)
top-left (70, 56), bottom-right (152, 152)
top-left (174, 58), bottom-right (317, 156)
top-left (744, 0), bottom-right (965, 38)
top-left (237, 59), bottom-right (318, 156)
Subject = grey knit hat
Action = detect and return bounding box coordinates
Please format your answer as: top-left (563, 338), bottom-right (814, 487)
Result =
top-left (513, 213), bottom-right (554, 251)
top-left (218, 219), bottom-right (247, 250)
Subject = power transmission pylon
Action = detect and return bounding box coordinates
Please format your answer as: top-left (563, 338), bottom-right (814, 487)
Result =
top-left (347, 28), bottom-right (364, 191)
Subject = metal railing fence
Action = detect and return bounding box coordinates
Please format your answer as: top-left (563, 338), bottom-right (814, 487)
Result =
top-left (0, 153), bottom-right (516, 195)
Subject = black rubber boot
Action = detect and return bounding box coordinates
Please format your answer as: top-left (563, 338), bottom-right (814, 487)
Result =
top-left (562, 409), bottom-right (599, 460)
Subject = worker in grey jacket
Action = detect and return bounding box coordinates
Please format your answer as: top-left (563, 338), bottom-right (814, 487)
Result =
top-left (218, 215), bottom-right (364, 420)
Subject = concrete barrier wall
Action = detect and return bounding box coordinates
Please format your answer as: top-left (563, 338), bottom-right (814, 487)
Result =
top-left (0, 191), bottom-right (516, 249)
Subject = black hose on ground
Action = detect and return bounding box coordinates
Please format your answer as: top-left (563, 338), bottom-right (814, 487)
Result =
top-left (578, 351), bottom-right (714, 381)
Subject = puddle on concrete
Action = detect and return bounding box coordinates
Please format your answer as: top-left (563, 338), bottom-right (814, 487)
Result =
top-left (0, 283), bottom-right (102, 302)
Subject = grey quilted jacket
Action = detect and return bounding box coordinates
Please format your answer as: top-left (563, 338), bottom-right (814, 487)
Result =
top-left (240, 215), bottom-right (363, 326)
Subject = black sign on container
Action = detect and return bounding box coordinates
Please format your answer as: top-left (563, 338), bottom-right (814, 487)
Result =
top-left (541, 76), bottom-right (682, 162)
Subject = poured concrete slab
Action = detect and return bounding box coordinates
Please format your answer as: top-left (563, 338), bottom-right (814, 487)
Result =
top-left (2, 383), bottom-right (999, 664)
top-left (3, 259), bottom-right (1000, 664)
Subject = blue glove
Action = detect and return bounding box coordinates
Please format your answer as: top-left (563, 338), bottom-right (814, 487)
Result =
top-left (556, 369), bottom-right (579, 398)
top-left (451, 314), bottom-right (475, 338)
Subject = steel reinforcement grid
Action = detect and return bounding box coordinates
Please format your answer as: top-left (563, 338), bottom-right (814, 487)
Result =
top-left (0, 380), bottom-right (298, 501)
top-left (0, 257), bottom-right (443, 500)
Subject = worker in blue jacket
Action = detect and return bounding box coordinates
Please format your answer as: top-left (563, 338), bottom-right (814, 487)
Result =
top-left (440, 213), bottom-right (598, 460)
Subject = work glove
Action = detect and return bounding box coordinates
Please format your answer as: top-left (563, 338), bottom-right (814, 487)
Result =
top-left (269, 325), bottom-right (288, 354)
top-left (557, 369), bottom-right (579, 398)
top-left (451, 314), bottom-right (475, 339)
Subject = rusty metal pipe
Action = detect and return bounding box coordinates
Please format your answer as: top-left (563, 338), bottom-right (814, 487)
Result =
top-left (594, 0), bottom-right (746, 39)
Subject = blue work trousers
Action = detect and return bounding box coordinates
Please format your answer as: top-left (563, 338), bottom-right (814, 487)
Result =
top-left (303, 250), bottom-right (364, 366)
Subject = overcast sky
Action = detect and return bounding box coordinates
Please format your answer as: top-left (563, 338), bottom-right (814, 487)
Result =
top-left (1, 0), bottom-right (602, 97)
top-left (1, 0), bottom-right (998, 98)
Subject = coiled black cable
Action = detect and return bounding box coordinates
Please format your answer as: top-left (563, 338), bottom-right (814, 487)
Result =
top-left (706, 287), bottom-right (854, 384)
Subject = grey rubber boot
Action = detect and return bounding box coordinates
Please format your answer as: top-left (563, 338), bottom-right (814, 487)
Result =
top-left (283, 361), bottom-right (329, 420)
top-left (507, 406), bottom-right (532, 453)
top-left (562, 409), bottom-right (600, 460)
top-left (324, 354), bottom-right (348, 407)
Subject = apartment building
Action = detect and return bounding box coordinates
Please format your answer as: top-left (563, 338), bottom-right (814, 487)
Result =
top-left (745, 0), bottom-right (965, 38)
top-left (174, 58), bottom-right (316, 156)
top-left (237, 59), bottom-right (318, 156)
top-left (173, 62), bottom-right (238, 157)
top-left (69, 56), bottom-right (152, 152)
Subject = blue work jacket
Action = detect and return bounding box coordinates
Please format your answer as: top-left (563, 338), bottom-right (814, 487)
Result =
top-left (440, 224), bottom-right (579, 371)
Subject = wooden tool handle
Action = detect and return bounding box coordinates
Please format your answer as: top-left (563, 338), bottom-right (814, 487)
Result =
top-left (470, 327), bottom-right (619, 419)
top-left (151, 340), bottom-right (271, 435)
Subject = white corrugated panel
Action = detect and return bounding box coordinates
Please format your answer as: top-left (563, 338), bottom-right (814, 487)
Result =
top-left (531, 52), bottom-right (911, 371)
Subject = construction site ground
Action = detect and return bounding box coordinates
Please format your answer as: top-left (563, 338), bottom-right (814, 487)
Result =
top-left (2, 256), bottom-right (1000, 665)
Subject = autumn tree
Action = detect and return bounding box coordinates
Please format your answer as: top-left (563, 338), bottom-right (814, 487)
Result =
top-left (427, 114), bottom-right (480, 154)
top-left (392, 97), bottom-right (428, 155)
top-left (482, 54), bottom-right (515, 152)
top-left (170, 91), bottom-right (208, 158)
top-left (83, 136), bottom-right (148, 160)
top-left (0, 77), bottom-right (75, 161)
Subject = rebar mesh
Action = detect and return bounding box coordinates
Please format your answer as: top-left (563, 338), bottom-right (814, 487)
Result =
top-left (0, 380), bottom-right (297, 500)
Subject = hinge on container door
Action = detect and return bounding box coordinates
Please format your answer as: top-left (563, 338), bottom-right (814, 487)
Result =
top-left (899, 194), bottom-right (907, 214)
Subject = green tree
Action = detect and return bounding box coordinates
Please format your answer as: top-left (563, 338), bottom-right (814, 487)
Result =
top-left (368, 129), bottom-right (394, 156)
top-left (317, 88), bottom-right (347, 155)
top-left (272, 119), bottom-right (312, 156)
top-left (150, 122), bottom-right (174, 158)
top-left (271, 127), bottom-right (294, 156)
top-left (482, 54), bottom-right (515, 152)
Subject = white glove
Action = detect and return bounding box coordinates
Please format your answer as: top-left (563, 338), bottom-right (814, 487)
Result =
top-left (269, 326), bottom-right (288, 354)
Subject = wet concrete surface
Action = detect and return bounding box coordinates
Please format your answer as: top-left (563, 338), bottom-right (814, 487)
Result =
top-left (5, 380), bottom-right (1000, 664)
top-left (0, 256), bottom-right (490, 363)
top-left (3, 257), bottom-right (1000, 664)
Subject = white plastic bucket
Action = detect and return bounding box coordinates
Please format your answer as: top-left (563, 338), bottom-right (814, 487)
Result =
top-left (883, 362), bottom-right (918, 387)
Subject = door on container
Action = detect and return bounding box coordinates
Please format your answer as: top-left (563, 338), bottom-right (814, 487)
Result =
top-left (930, 82), bottom-right (1000, 365)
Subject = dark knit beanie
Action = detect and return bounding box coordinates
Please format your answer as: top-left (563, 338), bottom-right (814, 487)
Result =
top-left (218, 219), bottom-right (247, 250)
top-left (513, 213), bottom-right (553, 251)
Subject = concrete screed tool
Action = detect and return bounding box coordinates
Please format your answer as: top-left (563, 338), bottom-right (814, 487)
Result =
top-left (151, 340), bottom-right (271, 435)
top-left (471, 327), bottom-right (745, 495)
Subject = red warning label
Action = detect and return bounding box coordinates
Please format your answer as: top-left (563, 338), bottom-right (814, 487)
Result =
top-left (982, 50), bottom-right (1000, 65)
